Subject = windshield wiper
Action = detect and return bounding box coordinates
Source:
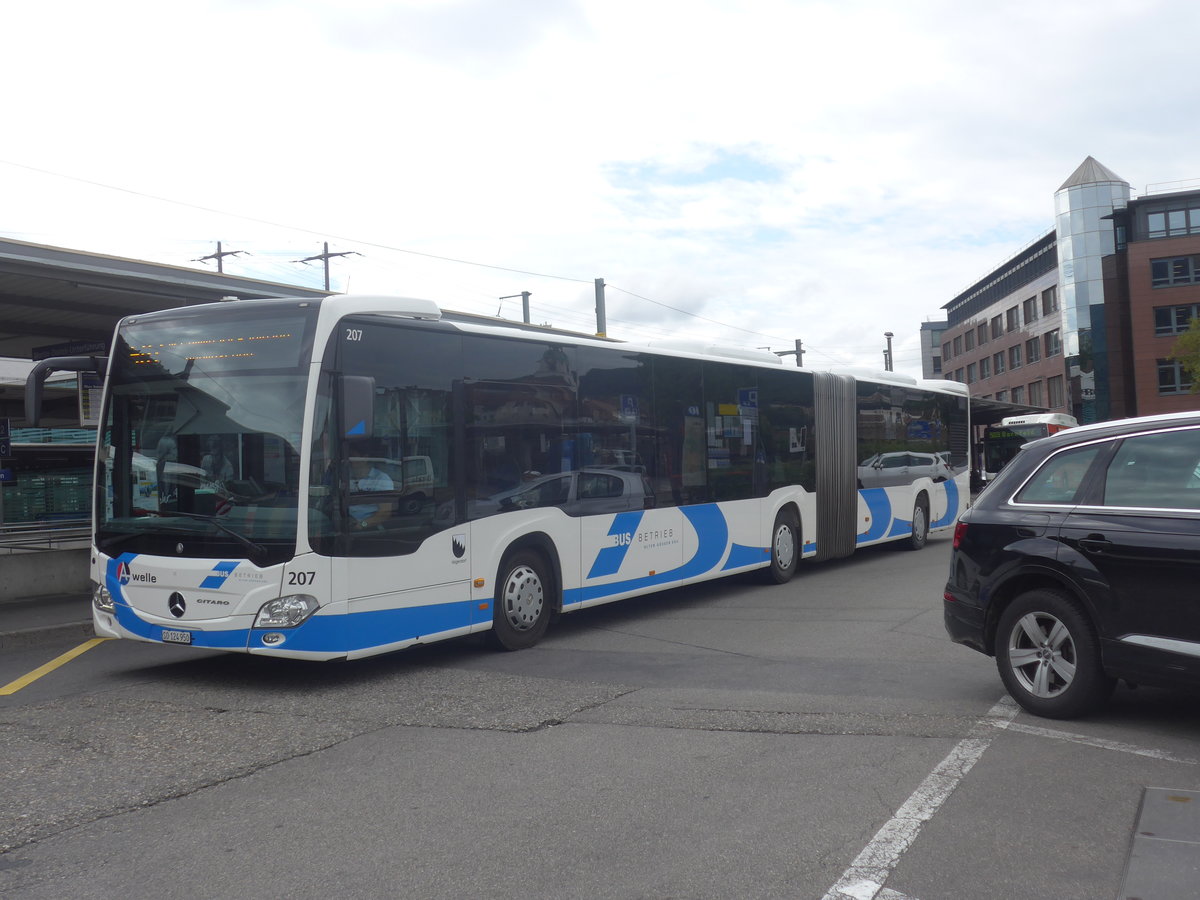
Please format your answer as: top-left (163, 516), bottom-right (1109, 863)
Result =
top-left (162, 510), bottom-right (271, 564)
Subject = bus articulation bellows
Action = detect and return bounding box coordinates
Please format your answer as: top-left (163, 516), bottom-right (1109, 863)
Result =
top-left (26, 295), bottom-right (971, 660)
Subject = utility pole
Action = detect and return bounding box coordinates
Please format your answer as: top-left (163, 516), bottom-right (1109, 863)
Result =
top-left (594, 278), bottom-right (607, 337)
top-left (194, 241), bottom-right (246, 274)
top-left (770, 339), bottom-right (805, 367)
top-left (884, 332), bottom-right (895, 371)
top-left (499, 292), bottom-right (531, 324)
top-left (296, 242), bottom-right (360, 291)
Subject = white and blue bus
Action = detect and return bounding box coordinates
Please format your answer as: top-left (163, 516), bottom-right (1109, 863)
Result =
top-left (27, 295), bottom-right (970, 660)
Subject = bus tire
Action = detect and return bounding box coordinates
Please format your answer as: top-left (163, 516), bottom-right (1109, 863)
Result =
top-left (763, 508), bottom-right (800, 584)
top-left (489, 549), bottom-right (553, 651)
top-left (904, 496), bottom-right (929, 551)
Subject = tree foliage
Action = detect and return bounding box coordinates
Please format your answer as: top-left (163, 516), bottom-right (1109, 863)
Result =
top-left (1171, 318), bottom-right (1200, 393)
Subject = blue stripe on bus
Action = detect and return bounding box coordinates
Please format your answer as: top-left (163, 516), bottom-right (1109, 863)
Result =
top-left (932, 479), bottom-right (960, 528)
top-left (722, 542), bottom-right (768, 570)
top-left (857, 489), bottom-right (893, 543)
top-left (251, 599), bottom-right (476, 653)
top-left (199, 560), bottom-right (240, 589)
top-left (106, 551), bottom-right (474, 654)
top-left (586, 511), bottom-right (646, 579)
top-left (569, 503), bottom-right (730, 604)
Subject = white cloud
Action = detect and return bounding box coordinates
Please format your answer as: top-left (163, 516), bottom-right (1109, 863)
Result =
top-left (4, 0), bottom-right (1200, 372)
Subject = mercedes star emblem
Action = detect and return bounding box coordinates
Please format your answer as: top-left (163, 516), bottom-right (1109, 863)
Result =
top-left (168, 592), bottom-right (186, 618)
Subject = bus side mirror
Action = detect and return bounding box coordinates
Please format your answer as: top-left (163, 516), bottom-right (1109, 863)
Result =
top-left (25, 356), bottom-right (107, 426)
top-left (340, 375), bottom-right (375, 439)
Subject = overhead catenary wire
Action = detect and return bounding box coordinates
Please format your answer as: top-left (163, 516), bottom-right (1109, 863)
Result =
top-left (0, 157), bottom-right (904, 366)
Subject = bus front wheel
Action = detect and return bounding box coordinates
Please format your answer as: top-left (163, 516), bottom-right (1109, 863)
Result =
top-left (490, 550), bottom-right (553, 650)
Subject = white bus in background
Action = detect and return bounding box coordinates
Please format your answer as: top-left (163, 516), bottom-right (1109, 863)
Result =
top-left (27, 295), bottom-right (970, 660)
top-left (982, 412), bottom-right (1078, 481)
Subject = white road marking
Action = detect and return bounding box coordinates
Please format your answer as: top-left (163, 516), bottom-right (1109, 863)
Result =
top-left (998, 721), bottom-right (1200, 765)
top-left (820, 698), bottom-right (1019, 900)
top-left (820, 694), bottom-right (1200, 899)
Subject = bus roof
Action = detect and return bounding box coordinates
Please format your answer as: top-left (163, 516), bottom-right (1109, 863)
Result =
top-left (999, 413), bottom-right (1077, 428)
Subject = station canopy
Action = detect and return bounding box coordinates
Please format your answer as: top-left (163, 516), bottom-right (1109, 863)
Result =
top-left (0, 237), bottom-right (331, 424)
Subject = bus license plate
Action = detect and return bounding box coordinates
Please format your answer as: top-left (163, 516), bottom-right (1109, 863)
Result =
top-left (161, 629), bottom-right (193, 645)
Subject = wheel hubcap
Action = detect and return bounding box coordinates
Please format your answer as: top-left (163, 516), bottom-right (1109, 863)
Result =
top-left (1008, 612), bottom-right (1077, 698)
top-left (502, 565), bottom-right (543, 631)
top-left (774, 524), bottom-right (795, 570)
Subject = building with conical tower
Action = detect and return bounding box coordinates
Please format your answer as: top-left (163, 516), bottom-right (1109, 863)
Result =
top-left (928, 157), bottom-right (1200, 426)
top-left (1054, 156), bottom-right (1130, 422)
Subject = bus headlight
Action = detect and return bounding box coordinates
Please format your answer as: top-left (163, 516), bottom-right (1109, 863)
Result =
top-left (254, 594), bottom-right (319, 628)
top-left (92, 581), bottom-right (115, 613)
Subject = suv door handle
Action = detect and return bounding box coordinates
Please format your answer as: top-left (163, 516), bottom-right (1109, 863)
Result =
top-left (1078, 534), bottom-right (1112, 554)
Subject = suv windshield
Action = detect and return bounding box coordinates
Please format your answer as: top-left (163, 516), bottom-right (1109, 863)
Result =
top-left (96, 301), bottom-right (320, 566)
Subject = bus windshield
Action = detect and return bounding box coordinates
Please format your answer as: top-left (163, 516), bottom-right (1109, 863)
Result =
top-left (983, 424), bottom-right (1049, 475)
top-left (96, 301), bottom-right (320, 566)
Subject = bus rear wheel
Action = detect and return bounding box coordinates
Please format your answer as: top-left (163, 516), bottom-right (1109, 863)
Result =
top-left (489, 550), bottom-right (553, 650)
top-left (763, 509), bottom-right (800, 584)
top-left (904, 497), bottom-right (929, 551)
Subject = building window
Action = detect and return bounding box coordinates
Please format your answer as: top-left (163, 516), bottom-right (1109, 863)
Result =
top-left (942, 342), bottom-right (952, 361)
top-left (955, 367), bottom-right (964, 383)
top-left (953, 335), bottom-right (963, 355)
top-left (993, 351), bottom-right (1005, 375)
top-left (1011, 385), bottom-right (1025, 404)
top-left (1151, 255), bottom-right (1200, 287)
top-left (1158, 359), bottom-right (1193, 394)
top-left (977, 324), bottom-right (988, 345)
top-left (932, 356), bottom-right (942, 375)
top-left (1022, 297), bottom-right (1038, 323)
top-left (990, 316), bottom-right (1003, 339)
top-left (1025, 337), bottom-right (1041, 363)
top-left (1006, 307), bottom-right (1019, 332)
top-left (1042, 286), bottom-right (1058, 315)
top-left (979, 356), bottom-right (990, 379)
top-left (1009, 344), bottom-right (1022, 369)
top-left (1153, 304), bottom-right (1200, 336)
top-left (966, 362), bottom-right (977, 383)
top-left (1028, 381), bottom-right (1044, 406)
top-left (1147, 205), bottom-right (1200, 239)
top-left (964, 330), bottom-right (975, 351)
top-left (1044, 329), bottom-right (1061, 357)
top-left (1048, 375), bottom-right (1065, 408)
top-left (996, 390), bottom-right (1008, 402)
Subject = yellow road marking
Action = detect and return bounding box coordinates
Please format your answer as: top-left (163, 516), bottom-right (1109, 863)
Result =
top-left (0, 638), bottom-right (110, 695)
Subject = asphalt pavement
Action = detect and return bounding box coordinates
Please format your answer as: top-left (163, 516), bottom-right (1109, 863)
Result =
top-left (2, 571), bottom-right (1198, 897)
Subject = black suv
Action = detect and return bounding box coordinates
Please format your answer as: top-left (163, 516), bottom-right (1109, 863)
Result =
top-left (944, 411), bottom-right (1200, 718)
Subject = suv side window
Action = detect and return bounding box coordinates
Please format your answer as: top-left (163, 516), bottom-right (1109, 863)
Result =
top-left (1102, 428), bottom-right (1200, 510)
top-left (1015, 444), bottom-right (1105, 505)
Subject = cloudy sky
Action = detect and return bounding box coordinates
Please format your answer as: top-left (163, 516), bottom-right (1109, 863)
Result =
top-left (3, 0), bottom-right (1198, 375)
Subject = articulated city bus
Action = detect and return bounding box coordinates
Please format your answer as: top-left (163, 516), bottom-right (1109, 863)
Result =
top-left (982, 413), bottom-right (1078, 481)
top-left (27, 295), bottom-right (970, 660)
